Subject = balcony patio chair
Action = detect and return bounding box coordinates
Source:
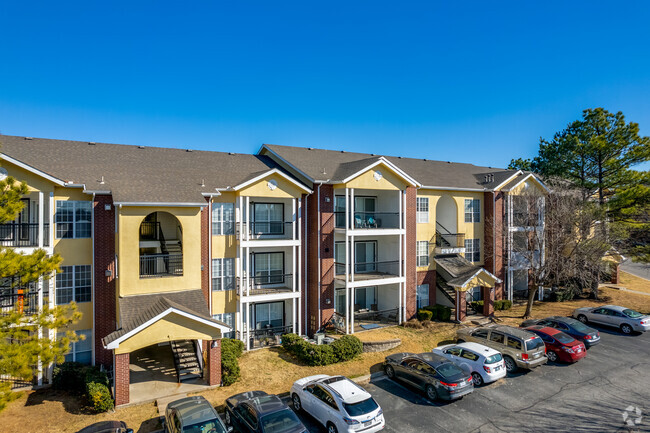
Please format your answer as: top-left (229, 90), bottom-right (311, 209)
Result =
top-left (366, 216), bottom-right (378, 228)
top-left (354, 215), bottom-right (365, 228)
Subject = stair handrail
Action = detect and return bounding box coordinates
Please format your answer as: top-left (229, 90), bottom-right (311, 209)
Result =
top-left (436, 221), bottom-right (454, 235)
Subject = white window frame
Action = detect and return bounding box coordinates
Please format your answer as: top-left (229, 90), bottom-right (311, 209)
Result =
top-left (417, 284), bottom-right (429, 309)
top-left (60, 329), bottom-right (92, 364)
top-left (416, 241), bottom-right (429, 267)
top-left (416, 197), bottom-right (429, 223)
top-left (464, 238), bottom-right (480, 262)
top-left (55, 201), bottom-right (92, 239)
top-left (56, 265), bottom-right (92, 304)
top-left (212, 313), bottom-right (235, 338)
top-left (212, 203), bottom-right (234, 235)
top-left (464, 199), bottom-right (480, 223)
top-left (212, 258), bottom-right (235, 291)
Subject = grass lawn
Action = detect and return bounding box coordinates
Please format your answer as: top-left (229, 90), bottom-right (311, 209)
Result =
top-left (617, 270), bottom-right (650, 295)
top-left (1, 277), bottom-right (648, 433)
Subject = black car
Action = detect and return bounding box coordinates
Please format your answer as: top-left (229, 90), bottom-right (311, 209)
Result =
top-left (225, 390), bottom-right (307, 433)
top-left (77, 421), bottom-right (133, 433)
top-left (383, 352), bottom-right (474, 401)
top-left (165, 396), bottom-right (230, 433)
top-left (520, 316), bottom-right (600, 348)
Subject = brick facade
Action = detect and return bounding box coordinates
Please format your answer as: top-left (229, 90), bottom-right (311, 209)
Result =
top-left (405, 186), bottom-right (417, 320)
top-left (484, 191), bottom-right (505, 301)
top-left (300, 194), bottom-right (308, 335)
top-left (482, 286), bottom-right (494, 316)
top-left (306, 187), bottom-right (319, 335)
top-left (319, 185), bottom-right (335, 331)
top-left (416, 270), bottom-right (436, 307)
top-left (93, 195), bottom-right (117, 368)
top-left (204, 339), bottom-right (222, 386)
top-left (114, 352), bottom-right (130, 406)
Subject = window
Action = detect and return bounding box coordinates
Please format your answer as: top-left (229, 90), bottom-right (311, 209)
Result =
top-left (507, 337), bottom-right (522, 350)
top-left (354, 286), bottom-right (377, 311)
top-left (313, 385), bottom-right (338, 410)
top-left (461, 350), bottom-right (479, 361)
top-left (212, 312), bottom-right (235, 338)
top-left (56, 265), bottom-right (91, 304)
top-left (416, 284), bottom-right (429, 309)
top-left (253, 252), bottom-right (284, 285)
top-left (254, 302), bottom-right (284, 329)
top-left (212, 203), bottom-right (234, 235)
top-left (212, 258), bottom-right (235, 291)
top-left (416, 197), bottom-right (429, 223)
top-left (472, 329), bottom-right (489, 339)
top-left (464, 199), bottom-right (480, 223)
top-left (464, 239), bottom-right (480, 262)
top-left (466, 286), bottom-right (481, 302)
top-left (252, 203), bottom-right (284, 235)
top-left (417, 241), bottom-right (429, 266)
top-left (354, 241), bottom-right (376, 273)
top-left (489, 332), bottom-right (505, 344)
top-left (60, 329), bottom-right (92, 364)
top-left (55, 201), bottom-right (91, 238)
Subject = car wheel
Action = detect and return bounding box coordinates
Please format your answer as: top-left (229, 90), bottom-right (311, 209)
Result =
top-left (385, 365), bottom-right (395, 379)
top-left (471, 372), bottom-right (484, 386)
top-left (457, 338), bottom-right (465, 343)
top-left (577, 315), bottom-right (588, 324)
top-left (546, 351), bottom-right (558, 362)
top-left (327, 422), bottom-right (339, 433)
top-left (291, 393), bottom-right (302, 412)
top-left (504, 356), bottom-right (517, 373)
top-left (620, 324), bottom-right (633, 334)
top-left (425, 384), bottom-right (438, 401)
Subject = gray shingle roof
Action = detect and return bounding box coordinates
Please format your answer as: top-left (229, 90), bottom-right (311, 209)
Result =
top-left (262, 144), bottom-right (520, 190)
top-left (102, 289), bottom-right (227, 346)
top-left (0, 135), bottom-right (289, 204)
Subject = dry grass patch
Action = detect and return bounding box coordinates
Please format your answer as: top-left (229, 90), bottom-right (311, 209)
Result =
top-left (618, 271), bottom-right (650, 294)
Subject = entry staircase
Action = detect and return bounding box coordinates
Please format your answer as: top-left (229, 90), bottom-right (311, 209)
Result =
top-left (170, 340), bottom-right (202, 383)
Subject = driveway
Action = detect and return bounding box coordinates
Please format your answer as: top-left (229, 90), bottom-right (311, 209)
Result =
top-left (291, 326), bottom-right (650, 432)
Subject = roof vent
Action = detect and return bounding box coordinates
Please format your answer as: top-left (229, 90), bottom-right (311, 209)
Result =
top-left (447, 161), bottom-right (451, 164)
top-left (186, 149), bottom-right (193, 152)
top-left (88, 142), bottom-right (96, 145)
top-left (99, 176), bottom-right (105, 185)
top-left (341, 150), bottom-right (346, 153)
top-left (371, 153), bottom-right (375, 156)
top-left (24, 137), bottom-right (33, 140)
top-left (138, 145), bottom-right (145, 149)
top-left (229, 152), bottom-right (235, 155)
top-left (423, 158), bottom-right (427, 161)
top-left (398, 156), bottom-right (402, 159)
top-left (201, 179), bottom-right (205, 187)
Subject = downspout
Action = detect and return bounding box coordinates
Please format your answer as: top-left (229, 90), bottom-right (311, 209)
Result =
top-left (317, 183), bottom-right (322, 331)
top-left (208, 200), bottom-right (212, 315)
top-left (304, 194), bottom-right (308, 335)
top-left (91, 193), bottom-right (96, 366)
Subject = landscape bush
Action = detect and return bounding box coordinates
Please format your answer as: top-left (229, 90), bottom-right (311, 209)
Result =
top-left (494, 300), bottom-right (512, 310)
top-left (470, 300), bottom-right (484, 312)
top-left (221, 338), bottom-right (245, 386)
top-left (281, 333), bottom-right (362, 366)
top-left (52, 362), bottom-right (113, 412)
top-left (417, 309), bottom-right (433, 321)
top-left (402, 319), bottom-right (423, 329)
top-left (438, 306), bottom-right (452, 321)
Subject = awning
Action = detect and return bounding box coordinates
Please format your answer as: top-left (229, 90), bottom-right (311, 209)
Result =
top-left (435, 254), bottom-right (502, 292)
top-left (103, 289), bottom-right (230, 354)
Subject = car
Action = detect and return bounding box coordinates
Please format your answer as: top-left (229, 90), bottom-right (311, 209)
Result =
top-left (572, 305), bottom-right (650, 334)
top-left (77, 421), bottom-right (133, 433)
top-left (224, 390), bottom-right (307, 433)
top-left (519, 316), bottom-right (601, 348)
top-left (290, 375), bottom-right (385, 433)
top-left (164, 395), bottom-right (230, 433)
top-left (432, 342), bottom-right (507, 386)
top-left (524, 326), bottom-right (587, 363)
top-left (383, 352), bottom-right (474, 401)
top-left (456, 325), bottom-right (547, 372)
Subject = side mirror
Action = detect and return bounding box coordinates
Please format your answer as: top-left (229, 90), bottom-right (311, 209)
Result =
top-left (227, 427), bottom-right (234, 433)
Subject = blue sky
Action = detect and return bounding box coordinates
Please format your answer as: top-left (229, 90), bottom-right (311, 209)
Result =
top-left (1, 1), bottom-right (649, 169)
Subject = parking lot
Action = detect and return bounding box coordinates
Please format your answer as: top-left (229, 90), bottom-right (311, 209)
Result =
top-left (290, 325), bottom-right (650, 432)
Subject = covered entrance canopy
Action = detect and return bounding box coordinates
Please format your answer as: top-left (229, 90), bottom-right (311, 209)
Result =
top-left (102, 290), bottom-right (230, 406)
top-left (434, 254), bottom-right (501, 321)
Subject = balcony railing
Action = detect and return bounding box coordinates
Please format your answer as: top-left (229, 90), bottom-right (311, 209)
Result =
top-left (435, 232), bottom-right (466, 248)
top-left (139, 221), bottom-right (161, 240)
top-left (236, 222), bottom-right (296, 240)
top-left (238, 325), bottom-right (294, 349)
top-left (236, 274), bottom-right (293, 296)
top-left (0, 223), bottom-right (50, 247)
top-left (139, 254), bottom-right (183, 278)
top-left (334, 212), bottom-right (401, 229)
top-left (0, 288), bottom-right (40, 317)
top-left (335, 260), bottom-right (402, 280)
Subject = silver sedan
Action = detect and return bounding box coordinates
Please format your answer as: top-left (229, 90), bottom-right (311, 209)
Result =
top-left (572, 305), bottom-right (650, 334)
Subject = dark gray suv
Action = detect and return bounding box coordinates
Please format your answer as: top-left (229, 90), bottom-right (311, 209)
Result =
top-left (164, 396), bottom-right (231, 433)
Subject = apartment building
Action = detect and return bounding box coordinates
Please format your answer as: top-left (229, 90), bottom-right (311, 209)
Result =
top-left (0, 135), bottom-right (546, 405)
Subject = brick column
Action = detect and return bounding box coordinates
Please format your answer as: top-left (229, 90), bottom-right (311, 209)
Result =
top-left (114, 352), bottom-right (130, 406)
top-left (482, 286), bottom-right (494, 316)
top-left (456, 291), bottom-right (467, 322)
top-left (93, 195), bottom-right (117, 368)
top-left (611, 264), bottom-right (620, 284)
top-left (416, 270), bottom-right (437, 307)
top-left (204, 339), bottom-right (222, 386)
top-left (484, 191), bottom-right (505, 300)
top-left (319, 185), bottom-right (335, 331)
top-left (405, 187), bottom-right (417, 320)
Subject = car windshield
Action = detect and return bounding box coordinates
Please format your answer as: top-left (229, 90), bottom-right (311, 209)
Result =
top-left (525, 337), bottom-right (545, 351)
top-left (484, 353), bottom-right (503, 364)
top-left (183, 419), bottom-right (227, 433)
top-left (261, 409), bottom-right (304, 433)
top-left (623, 309), bottom-right (643, 318)
top-left (343, 397), bottom-right (379, 417)
top-left (555, 333), bottom-right (575, 344)
top-left (437, 362), bottom-right (464, 379)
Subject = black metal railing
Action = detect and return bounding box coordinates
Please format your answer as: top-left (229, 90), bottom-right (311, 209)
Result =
top-left (0, 288), bottom-right (40, 317)
top-left (236, 222), bottom-right (296, 239)
top-left (334, 212), bottom-right (401, 229)
top-left (335, 260), bottom-right (401, 277)
top-left (236, 274), bottom-right (293, 295)
top-left (435, 232), bottom-right (466, 248)
top-left (139, 254), bottom-right (183, 277)
top-left (354, 307), bottom-right (399, 324)
top-left (139, 221), bottom-right (161, 240)
top-left (0, 223), bottom-right (50, 247)
top-left (248, 325), bottom-right (294, 348)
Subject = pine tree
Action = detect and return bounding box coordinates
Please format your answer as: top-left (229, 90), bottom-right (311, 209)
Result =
top-left (0, 176), bottom-right (80, 411)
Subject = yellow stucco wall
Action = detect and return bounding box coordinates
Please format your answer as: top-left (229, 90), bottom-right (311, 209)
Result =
top-left (335, 164), bottom-right (408, 191)
top-left (456, 272), bottom-right (498, 292)
top-left (211, 290), bottom-right (237, 315)
top-left (117, 206), bottom-right (202, 296)
top-left (507, 177), bottom-right (547, 196)
top-left (114, 312), bottom-right (223, 354)
top-left (67, 302), bottom-right (93, 330)
top-left (416, 189), bottom-right (485, 270)
top-left (0, 160), bottom-right (56, 193)
top-left (238, 173), bottom-right (305, 198)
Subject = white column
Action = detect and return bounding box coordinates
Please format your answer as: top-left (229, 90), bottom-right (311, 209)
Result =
top-left (245, 196), bottom-right (250, 241)
top-left (245, 302), bottom-right (250, 350)
top-left (49, 192), bottom-right (54, 248)
top-left (292, 198), bottom-right (297, 240)
top-left (292, 245), bottom-right (296, 292)
top-left (402, 191), bottom-right (407, 321)
top-left (246, 246), bottom-right (250, 296)
top-left (350, 285), bottom-right (355, 334)
top-left (37, 273), bottom-right (43, 385)
top-left (292, 298), bottom-right (297, 334)
top-left (398, 189), bottom-right (403, 230)
top-left (297, 197), bottom-right (302, 335)
top-left (345, 188), bottom-right (350, 230)
top-left (350, 189), bottom-right (355, 228)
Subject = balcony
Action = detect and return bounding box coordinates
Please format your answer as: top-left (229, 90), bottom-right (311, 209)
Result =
top-left (334, 260), bottom-right (402, 283)
top-left (236, 222), bottom-right (296, 241)
top-left (236, 274), bottom-right (294, 297)
top-left (0, 223), bottom-right (50, 248)
top-left (139, 254), bottom-right (183, 278)
top-left (0, 287), bottom-right (40, 317)
top-left (334, 212), bottom-right (401, 230)
top-left (237, 325), bottom-right (294, 349)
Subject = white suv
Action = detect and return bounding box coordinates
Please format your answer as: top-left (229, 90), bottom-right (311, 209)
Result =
top-left (290, 375), bottom-right (385, 433)
top-left (433, 342), bottom-right (507, 386)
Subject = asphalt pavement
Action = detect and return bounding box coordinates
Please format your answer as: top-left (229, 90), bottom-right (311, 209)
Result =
top-left (620, 259), bottom-right (650, 281)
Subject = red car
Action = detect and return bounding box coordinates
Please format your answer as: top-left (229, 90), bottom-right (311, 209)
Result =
top-left (525, 326), bottom-right (586, 363)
